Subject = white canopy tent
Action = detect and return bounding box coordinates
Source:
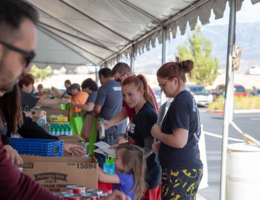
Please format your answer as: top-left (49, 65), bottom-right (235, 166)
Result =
top-left (25, 1), bottom-right (260, 200)
top-left (26, 0), bottom-right (260, 70)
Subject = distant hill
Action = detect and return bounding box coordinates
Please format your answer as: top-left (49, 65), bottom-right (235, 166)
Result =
top-left (133, 21), bottom-right (260, 74)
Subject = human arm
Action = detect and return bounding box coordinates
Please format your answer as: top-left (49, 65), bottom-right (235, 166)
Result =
top-left (94, 104), bottom-right (102, 116)
top-left (98, 169), bottom-right (121, 184)
top-left (98, 107), bottom-right (128, 130)
top-left (104, 190), bottom-right (131, 200)
top-left (0, 135), bottom-right (62, 200)
top-left (3, 145), bottom-right (23, 164)
top-left (70, 102), bottom-right (94, 112)
top-left (151, 125), bottom-right (188, 148)
top-left (152, 141), bottom-right (161, 155)
top-left (143, 136), bottom-right (154, 158)
top-left (36, 98), bottom-right (68, 106)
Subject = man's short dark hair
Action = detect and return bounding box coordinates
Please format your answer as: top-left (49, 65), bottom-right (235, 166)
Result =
top-left (112, 62), bottom-right (132, 76)
top-left (0, 0), bottom-right (39, 43)
top-left (99, 68), bottom-right (113, 78)
top-left (65, 80), bottom-right (71, 85)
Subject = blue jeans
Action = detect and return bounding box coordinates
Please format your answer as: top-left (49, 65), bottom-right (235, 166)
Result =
top-left (95, 133), bottom-right (124, 168)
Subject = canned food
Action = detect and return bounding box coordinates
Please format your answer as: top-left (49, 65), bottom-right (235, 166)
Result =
top-left (86, 189), bottom-right (102, 196)
top-left (53, 193), bottom-right (63, 197)
top-left (67, 185), bottom-right (85, 194)
top-left (63, 193), bottom-right (81, 200)
top-left (99, 193), bottom-right (109, 199)
top-left (81, 193), bottom-right (98, 200)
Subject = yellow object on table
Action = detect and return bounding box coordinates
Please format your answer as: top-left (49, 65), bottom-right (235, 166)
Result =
top-left (47, 115), bottom-right (68, 122)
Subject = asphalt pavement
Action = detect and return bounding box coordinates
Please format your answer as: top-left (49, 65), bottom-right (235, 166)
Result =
top-left (197, 107), bottom-right (260, 200)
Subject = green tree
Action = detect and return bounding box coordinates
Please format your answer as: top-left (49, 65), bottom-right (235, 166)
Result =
top-left (177, 26), bottom-right (219, 86)
top-left (30, 65), bottom-right (53, 83)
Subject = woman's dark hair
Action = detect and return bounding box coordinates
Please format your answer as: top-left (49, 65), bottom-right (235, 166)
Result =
top-left (122, 75), bottom-right (157, 113)
top-left (65, 80), bottom-right (71, 85)
top-left (18, 73), bottom-right (34, 89)
top-left (81, 78), bottom-right (98, 91)
top-left (157, 57), bottom-right (194, 83)
top-left (0, 84), bottom-right (23, 135)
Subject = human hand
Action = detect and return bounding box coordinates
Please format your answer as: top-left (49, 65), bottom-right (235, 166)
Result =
top-left (109, 143), bottom-right (119, 149)
top-left (152, 141), bottom-right (161, 155)
top-left (69, 102), bottom-right (77, 108)
top-left (151, 124), bottom-right (161, 140)
top-left (114, 136), bottom-right (128, 144)
top-left (59, 98), bottom-right (68, 104)
top-left (3, 145), bottom-right (23, 164)
top-left (64, 94), bottom-right (72, 98)
top-left (63, 143), bottom-right (84, 156)
top-left (97, 120), bottom-right (111, 131)
top-left (31, 109), bottom-right (46, 119)
top-left (104, 190), bottom-right (131, 200)
top-left (46, 89), bottom-right (54, 95)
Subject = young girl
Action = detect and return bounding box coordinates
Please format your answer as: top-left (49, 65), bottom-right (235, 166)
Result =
top-left (98, 144), bottom-right (146, 200)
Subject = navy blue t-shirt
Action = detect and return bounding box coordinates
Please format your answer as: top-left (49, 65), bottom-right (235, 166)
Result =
top-left (128, 102), bottom-right (161, 189)
top-left (113, 172), bottom-right (135, 200)
top-left (159, 90), bottom-right (203, 169)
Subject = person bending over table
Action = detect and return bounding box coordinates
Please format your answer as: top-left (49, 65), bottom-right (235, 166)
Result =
top-left (70, 78), bottom-right (98, 116)
top-left (151, 58), bottom-right (203, 200)
top-left (18, 73), bottom-right (68, 111)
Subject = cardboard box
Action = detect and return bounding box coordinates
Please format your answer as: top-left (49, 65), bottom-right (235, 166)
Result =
top-left (17, 155), bottom-right (98, 193)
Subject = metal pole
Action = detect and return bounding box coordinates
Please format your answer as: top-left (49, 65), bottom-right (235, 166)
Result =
top-left (161, 27), bottom-right (167, 105)
top-left (220, 0), bottom-right (236, 199)
top-left (117, 54), bottom-right (120, 62)
top-left (130, 45), bottom-right (135, 74)
top-left (95, 65), bottom-right (99, 86)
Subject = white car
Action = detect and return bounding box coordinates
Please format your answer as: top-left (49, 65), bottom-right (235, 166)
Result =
top-left (187, 85), bottom-right (213, 106)
top-left (247, 65), bottom-right (260, 75)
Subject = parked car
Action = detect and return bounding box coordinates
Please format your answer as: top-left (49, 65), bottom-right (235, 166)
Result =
top-left (248, 89), bottom-right (260, 97)
top-left (211, 84), bottom-right (247, 99)
top-left (65, 70), bottom-right (74, 74)
top-left (187, 85), bottom-right (213, 106)
top-left (246, 65), bottom-right (260, 75)
top-left (152, 88), bottom-right (161, 106)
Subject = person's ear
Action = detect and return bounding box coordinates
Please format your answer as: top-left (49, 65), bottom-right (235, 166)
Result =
top-left (125, 72), bottom-right (131, 77)
top-left (140, 89), bottom-right (144, 96)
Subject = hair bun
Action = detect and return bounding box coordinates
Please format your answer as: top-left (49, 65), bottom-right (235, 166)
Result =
top-left (181, 60), bottom-right (194, 73)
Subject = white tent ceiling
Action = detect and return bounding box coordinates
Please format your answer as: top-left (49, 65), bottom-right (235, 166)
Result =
top-left (26, 0), bottom-right (260, 70)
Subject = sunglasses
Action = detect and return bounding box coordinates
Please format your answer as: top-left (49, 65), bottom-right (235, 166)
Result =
top-left (115, 72), bottom-right (126, 83)
top-left (0, 41), bottom-right (35, 67)
top-left (159, 77), bottom-right (174, 88)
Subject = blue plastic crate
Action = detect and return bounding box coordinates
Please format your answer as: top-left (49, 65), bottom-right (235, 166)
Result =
top-left (10, 138), bottom-right (63, 157)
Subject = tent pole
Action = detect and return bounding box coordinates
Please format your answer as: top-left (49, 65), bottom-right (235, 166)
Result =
top-left (130, 45), bottom-right (135, 74)
top-left (220, 0), bottom-right (236, 199)
top-left (95, 65), bottom-right (99, 86)
top-left (161, 27), bottom-right (167, 105)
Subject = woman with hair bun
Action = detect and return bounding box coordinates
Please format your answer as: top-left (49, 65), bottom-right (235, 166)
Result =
top-left (151, 57), bottom-right (203, 200)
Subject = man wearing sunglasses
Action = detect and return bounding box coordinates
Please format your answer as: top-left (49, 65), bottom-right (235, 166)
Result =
top-left (0, 0), bottom-right (62, 199)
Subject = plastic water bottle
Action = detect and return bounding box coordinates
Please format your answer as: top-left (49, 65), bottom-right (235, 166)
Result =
top-left (60, 128), bottom-right (64, 135)
top-left (64, 128), bottom-right (68, 135)
top-left (56, 128), bottom-right (60, 136)
top-left (50, 128), bottom-right (55, 135)
top-left (68, 127), bottom-right (73, 135)
top-left (99, 118), bottom-right (105, 139)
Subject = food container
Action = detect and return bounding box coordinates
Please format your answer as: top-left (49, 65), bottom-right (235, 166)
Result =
top-left (99, 193), bottom-right (109, 199)
top-left (53, 193), bottom-right (64, 198)
top-left (67, 185), bottom-right (85, 194)
top-left (86, 189), bottom-right (102, 196)
top-left (63, 193), bottom-right (82, 200)
top-left (81, 193), bottom-right (98, 200)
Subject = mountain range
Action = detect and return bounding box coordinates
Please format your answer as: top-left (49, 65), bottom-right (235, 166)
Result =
top-left (133, 21), bottom-right (260, 74)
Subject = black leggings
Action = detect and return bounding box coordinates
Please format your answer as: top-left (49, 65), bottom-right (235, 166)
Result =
top-left (161, 167), bottom-right (203, 200)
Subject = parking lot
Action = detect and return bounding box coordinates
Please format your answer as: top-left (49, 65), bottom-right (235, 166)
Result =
top-left (198, 107), bottom-right (260, 200)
